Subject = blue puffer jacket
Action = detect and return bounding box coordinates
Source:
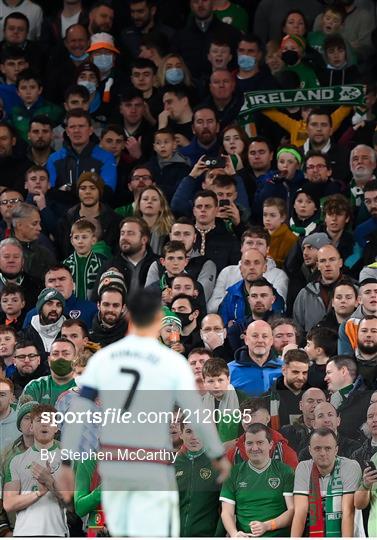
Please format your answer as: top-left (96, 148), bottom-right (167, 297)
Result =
top-left (219, 279), bottom-right (285, 326)
top-left (229, 347), bottom-right (283, 396)
top-left (47, 141), bottom-right (117, 191)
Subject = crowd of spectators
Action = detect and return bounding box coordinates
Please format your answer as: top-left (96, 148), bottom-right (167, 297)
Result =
top-left (0, 0), bottom-right (376, 537)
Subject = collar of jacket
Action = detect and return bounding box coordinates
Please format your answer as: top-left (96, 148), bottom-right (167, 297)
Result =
top-left (235, 346), bottom-right (283, 368)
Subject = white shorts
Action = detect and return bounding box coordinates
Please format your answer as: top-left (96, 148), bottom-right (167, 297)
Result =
top-left (101, 488), bottom-right (180, 537)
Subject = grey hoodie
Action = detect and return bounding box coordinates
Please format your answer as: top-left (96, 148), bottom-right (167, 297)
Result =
top-left (0, 408), bottom-right (20, 451)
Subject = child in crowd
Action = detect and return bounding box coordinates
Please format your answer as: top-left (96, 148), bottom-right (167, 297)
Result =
top-left (148, 128), bottom-right (191, 203)
top-left (148, 240), bottom-right (189, 305)
top-left (305, 326), bottom-right (338, 390)
top-left (0, 325), bottom-right (17, 377)
top-left (11, 68), bottom-right (63, 141)
top-left (159, 306), bottom-right (183, 353)
top-left (63, 218), bottom-right (106, 301)
top-left (207, 38), bottom-right (233, 71)
top-left (201, 358), bottom-right (247, 442)
top-left (290, 184), bottom-right (321, 236)
top-left (308, 4), bottom-right (346, 55)
top-left (0, 284), bottom-right (25, 330)
top-left (319, 33), bottom-right (360, 86)
top-left (263, 197), bottom-right (298, 268)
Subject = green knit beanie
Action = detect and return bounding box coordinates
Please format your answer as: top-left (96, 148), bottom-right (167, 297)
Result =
top-left (17, 401), bottom-right (39, 431)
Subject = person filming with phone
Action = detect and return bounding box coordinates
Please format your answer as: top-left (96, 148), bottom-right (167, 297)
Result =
top-left (211, 174), bottom-right (250, 237)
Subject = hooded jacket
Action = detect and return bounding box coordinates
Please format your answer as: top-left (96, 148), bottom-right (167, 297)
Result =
top-left (228, 347), bottom-right (283, 396)
top-left (0, 408), bottom-right (19, 451)
top-left (226, 429), bottom-right (298, 469)
top-left (47, 140), bottom-right (116, 207)
top-left (293, 280), bottom-right (331, 332)
top-left (23, 314), bottom-right (66, 361)
top-left (338, 304), bottom-right (368, 355)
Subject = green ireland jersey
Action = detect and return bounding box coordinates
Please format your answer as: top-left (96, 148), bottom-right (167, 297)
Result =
top-left (23, 375), bottom-right (76, 405)
top-left (220, 459), bottom-right (294, 537)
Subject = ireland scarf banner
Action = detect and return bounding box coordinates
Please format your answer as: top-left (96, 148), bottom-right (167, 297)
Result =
top-left (239, 85), bottom-right (365, 124)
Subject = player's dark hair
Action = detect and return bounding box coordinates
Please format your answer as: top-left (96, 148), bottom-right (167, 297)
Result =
top-left (127, 288), bottom-right (161, 327)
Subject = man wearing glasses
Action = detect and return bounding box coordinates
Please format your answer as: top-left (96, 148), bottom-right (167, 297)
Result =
top-left (114, 165), bottom-right (155, 218)
top-left (0, 188), bottom-right (23, 240)
top-left (303, 151), bottom-right (343, 198)
top-left (10, 340), bottom-right (47, 399)
top-left (22, 337), bottom-right (76, 406)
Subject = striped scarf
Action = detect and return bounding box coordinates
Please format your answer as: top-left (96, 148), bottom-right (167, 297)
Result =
top-left (309, 458), bottom-right (342, 537)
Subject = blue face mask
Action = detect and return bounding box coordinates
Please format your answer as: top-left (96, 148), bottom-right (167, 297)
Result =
top-left (165, 67), bottom-right (184, 85)
top-left (238, 54), bottom-right (256, 71)
top-left (93, 53), bottom-right (113, 72)
top-left (78, 80), bottom-right (97, 95)
top-left (69, 52), bottom-right (89, 62)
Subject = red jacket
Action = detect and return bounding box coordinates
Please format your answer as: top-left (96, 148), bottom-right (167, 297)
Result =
top-left (226, 429), bottom-right (298, 469)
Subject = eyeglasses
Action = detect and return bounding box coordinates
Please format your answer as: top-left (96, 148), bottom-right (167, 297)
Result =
top-left (131, 175), bottom-right (152, 181)
top-left (306, 164), bottom-right (327, 170)
top-left (14, 353), bottom-right (40, 360)
top-left (0, 198), bottom-right (21, 205)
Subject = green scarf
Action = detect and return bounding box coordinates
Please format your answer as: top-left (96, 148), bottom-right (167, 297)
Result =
top-left (309, 457), bottom-right (343, 537)
top-left (238, 85), bottom-right (365, 125)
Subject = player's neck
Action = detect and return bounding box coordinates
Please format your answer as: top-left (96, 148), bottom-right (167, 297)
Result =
top-left (130, 325), bottom-right (158, 339)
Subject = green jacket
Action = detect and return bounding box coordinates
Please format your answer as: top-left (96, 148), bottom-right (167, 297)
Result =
top-left (175, 450), bottom-right (220, 537)
top-left (11, 99), bottom-right (63, 141)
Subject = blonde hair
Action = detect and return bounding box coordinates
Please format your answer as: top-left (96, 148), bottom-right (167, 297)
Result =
top-left (135, 186), bottom-right (174, 236)
top-left (157, 53), bottom-right (193, 87)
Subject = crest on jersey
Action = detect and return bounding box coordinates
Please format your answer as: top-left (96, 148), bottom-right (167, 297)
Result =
top-left (176, 470), bottom-right (183, 477)
top-left (200, 468), bottom-right (212, 480)
top-left (268, 477), bottom-right (280, 489)
top-left (69, 310), bottom-right (81, 319)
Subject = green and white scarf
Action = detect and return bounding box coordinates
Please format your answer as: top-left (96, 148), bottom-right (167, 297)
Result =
top-left (309, 457), bottom-right (343, 537)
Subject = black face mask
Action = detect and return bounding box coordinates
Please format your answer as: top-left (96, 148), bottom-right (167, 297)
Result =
top-left (176, 312), bottom-right (192, 328)
top-left (282, 50), bottom-right (299, 66)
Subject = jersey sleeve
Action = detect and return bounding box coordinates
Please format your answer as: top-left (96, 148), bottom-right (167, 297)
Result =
top-left (293, 461), bottom-right (310, 495)
top-left (220, 467), bottom-right (236, 505)
top-left (342, 459), bottom-right (362, 494)
top-left (5, 456), bottom-right (20, 484)
top-left (282, 464), bottom-right (295, 496)
top-left (22, 381), bottom-right (39, 402)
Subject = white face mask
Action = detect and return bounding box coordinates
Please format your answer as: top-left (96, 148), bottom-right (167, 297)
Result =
top-left (200, 330), bottom-right (225, 347)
